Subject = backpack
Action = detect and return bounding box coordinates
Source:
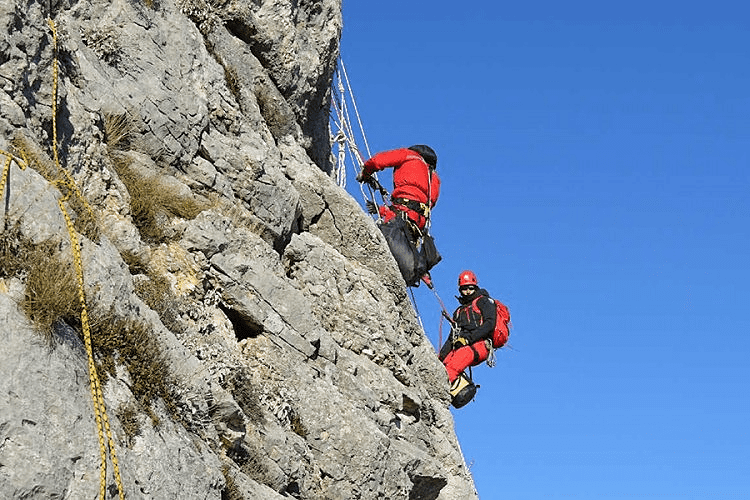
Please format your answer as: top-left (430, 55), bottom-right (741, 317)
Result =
top-left (378, 216), bottom-right (442, 287)
top-left (471, 296), bottom-right (510, 348)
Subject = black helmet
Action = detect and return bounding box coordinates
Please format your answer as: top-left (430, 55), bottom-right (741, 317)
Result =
top-left (408, 144), bottom-right (437, 169)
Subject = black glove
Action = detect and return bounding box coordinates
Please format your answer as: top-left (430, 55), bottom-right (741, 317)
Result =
top-left (356, 171), bottom-right (371, 183)
top-left (365, 201), bottom-right (378, 214)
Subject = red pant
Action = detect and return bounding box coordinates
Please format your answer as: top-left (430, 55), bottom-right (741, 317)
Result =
top-left (442, 340), bottom-right (489, 382)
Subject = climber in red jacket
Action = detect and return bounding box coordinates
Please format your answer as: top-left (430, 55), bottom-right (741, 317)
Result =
top-left (356, 145), bottom-right (440, 232)
top-left (439, 270), bottom-right (498, 383)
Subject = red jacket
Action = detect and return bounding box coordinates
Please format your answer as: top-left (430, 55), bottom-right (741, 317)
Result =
top-left (362, 148), bottom-right (440, 230)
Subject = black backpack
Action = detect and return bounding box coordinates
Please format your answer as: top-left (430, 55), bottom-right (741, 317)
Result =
top-left (378, 217), bottom-right (441, 286)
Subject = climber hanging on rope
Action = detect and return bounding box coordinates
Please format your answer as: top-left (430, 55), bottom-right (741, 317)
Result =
top-left (438, 270), bottom-right (511, 408)
top-left (330, 59), bottom-right (441, 288)
top-left (356, 145), bottom-right (442, 287)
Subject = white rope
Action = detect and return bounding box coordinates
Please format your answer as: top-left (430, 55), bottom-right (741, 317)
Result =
top-left (339, 59), bottom-right (372, 160)
top-left (330, 66), bottom-right (352, 187)
top-left (330, 56), bottom-right (375, 190)
top-left (329, 57), bottom-right (390, 223)
top-left (330, 74), bottom-right (348, 187)
top-left (409, 287), bottom-right (426, 334)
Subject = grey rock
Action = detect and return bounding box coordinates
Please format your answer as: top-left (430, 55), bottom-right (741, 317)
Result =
top-left (0, 0), bottom-right (478, 498)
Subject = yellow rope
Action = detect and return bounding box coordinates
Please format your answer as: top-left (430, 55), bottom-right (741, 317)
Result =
top-left (47, 19), bottom-right (125, 500)
top-left (0, 151), bottom-right (26, 212)
top-left (1, 156), bottom-right (14, 207)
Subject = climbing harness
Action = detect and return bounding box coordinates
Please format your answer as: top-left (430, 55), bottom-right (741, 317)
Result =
top-left (0, 21), bottom-right (125, 500)
top-left (392, 197), bottom-right (430, 219)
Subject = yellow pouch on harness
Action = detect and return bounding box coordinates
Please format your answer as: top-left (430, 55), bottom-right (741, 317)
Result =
top-left (450, 372), bottom-right (477, 409)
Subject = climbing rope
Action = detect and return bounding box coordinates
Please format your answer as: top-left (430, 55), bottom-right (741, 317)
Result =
top-left (428, 285), bottom-right (454, 350)
top-left (330, 57), bottom-right (371, 184)
top-left (57, 193), bottom-right (124, 500)
top-left (330, 57), bottom-right (390, 218)
top-left (1, 151), bottom-right (25, 223)
top-left (46, 19), bottom-right (125, 500)
top-left (408, 287), bottom-right (427, 335)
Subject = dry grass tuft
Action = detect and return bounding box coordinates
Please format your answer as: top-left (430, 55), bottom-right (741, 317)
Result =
top-left (109, 152), bottom-right (209, 243)
top-left (221, 465), bottom-right (245, 500)
top-left (290, 410), bottom-right (307, 438)
top-left (103, 112), bottom-right (134, 151)
top-left (0, 222), bottom-right (33, 278)
top-left (226, 440), bottom-right (274, 489)
top-left (133, 271), bottom-right (185, 333)
top-left (91, 313), bottom-right (176, 426)
top-left (222, 371), bottom-right (265, 426)
top-left (223, 66), bottom-right (242, 104)
top-left (116, 402), bottom-right (142, 445)
top-left (1, 224), bottom-right (78, 341)
top-left (19, 249), bottom-right (81, 342)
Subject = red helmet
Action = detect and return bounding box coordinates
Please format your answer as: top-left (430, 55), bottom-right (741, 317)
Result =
top-left (458, 270), bottom-right (478, 287)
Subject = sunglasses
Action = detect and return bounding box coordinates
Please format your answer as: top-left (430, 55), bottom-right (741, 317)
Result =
top-left (459, 285), bottom-right (476, 291)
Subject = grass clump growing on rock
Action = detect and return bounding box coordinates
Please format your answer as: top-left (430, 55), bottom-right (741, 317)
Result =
top-left (109, 152), bottom-right (209, 243)
top-left (221, 465), bottom-right (244, 500)
top-left (222, 371), bottom-right (265, 426)
top-left (21, 250), bottom-right (81, 342)
top-left (0, 222), bottom-right (36, 279)
top-left (0, 226), bottom-right (81, 343)
top-left (103, 112), bottom-right (134, 151)
top-left (0, 225), bottom-right (79, 343)
top-left (290, 410), bottom-right (307, 438)
top-left (226, 440), bottom-right (275, 491)
top-left (92, 314), bottom-right (176, 425)
top-left (116, 402), bottom-right (142, 445)
top-left (223, 65), bottom-right (242, 104)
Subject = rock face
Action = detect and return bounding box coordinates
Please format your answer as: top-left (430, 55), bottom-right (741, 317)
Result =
top-left (0, 1), bottom-right (477, 499)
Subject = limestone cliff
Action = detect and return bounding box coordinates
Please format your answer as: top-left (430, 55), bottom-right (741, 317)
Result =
top-left (0, 0), bottom-right (477, 498)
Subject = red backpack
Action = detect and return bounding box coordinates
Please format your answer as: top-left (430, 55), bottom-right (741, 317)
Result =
top-left (471, 296), bottom-right (511, 348)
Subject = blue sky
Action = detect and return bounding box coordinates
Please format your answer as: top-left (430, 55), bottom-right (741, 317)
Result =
top-left (336, 1), bottom-right (749, 498)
